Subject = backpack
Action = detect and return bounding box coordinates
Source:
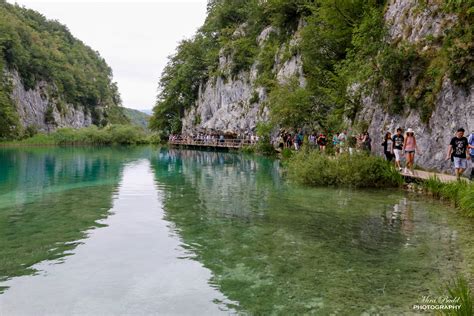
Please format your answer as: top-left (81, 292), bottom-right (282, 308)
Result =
top-left (469, 133), bottom-right (474, 156)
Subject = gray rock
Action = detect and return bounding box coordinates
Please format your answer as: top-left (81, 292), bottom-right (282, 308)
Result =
top-left (9, 70), bottom-right (93, 132)
top-left (357, 80), bottom-right (473, 172)
top-left (385, 0), bottom-right (457, 43)
top-left (181, 25), bottom-right (305, 135)
top-left (257, 26), bottom-right (278, 46)
top-left (356, 0), bottom-right (471, 172)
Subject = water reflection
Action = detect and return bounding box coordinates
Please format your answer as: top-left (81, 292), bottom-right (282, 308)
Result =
top-left (0, 147), bottom-right (471, 315)
top-left (0, 159), bottom-right (232, 315)
top-left (150, 149), bottom-right (469, 315)
top-left (155, 148), bottom-right (282, 220)
top-left (0, 147), bottom-right (149, 285)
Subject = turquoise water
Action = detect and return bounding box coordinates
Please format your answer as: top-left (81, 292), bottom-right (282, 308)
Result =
top-left (0, 146), bottom-right (472, 315)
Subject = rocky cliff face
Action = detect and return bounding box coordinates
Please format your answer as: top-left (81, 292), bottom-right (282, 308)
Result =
top-left (9, 70), bottom-right (94, 132)
top-left (180, 0), bottom-right (472, 171)
top-left (182, 25), bottom-right (304, 135)
top-left (357, 0), bottom-right (473, 171)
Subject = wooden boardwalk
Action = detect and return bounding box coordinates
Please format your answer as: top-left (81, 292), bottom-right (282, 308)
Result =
top-left (169, 139), bottom-right (254, 149)
top-left (169, 140), bottom-right (467, 183)
top-left (401, 169), bottom-right (464, 183)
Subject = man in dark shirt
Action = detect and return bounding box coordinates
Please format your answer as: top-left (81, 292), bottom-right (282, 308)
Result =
top-left (446, 128), bottom-right (469, 180)
top-left (392, 128), bottom-right (404, 171)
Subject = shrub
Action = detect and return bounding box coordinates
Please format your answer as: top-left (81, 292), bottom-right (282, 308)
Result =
top-left (287, 151), bottom-right (403, 188)
top-left (281, 148), bottom-right (293, 159)
top-left (240, 145), bottom-right (256, 154)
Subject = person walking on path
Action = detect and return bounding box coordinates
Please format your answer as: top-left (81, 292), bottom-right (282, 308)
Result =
top-left (333, 132), bottom-right (340, 154)
top-left (392, 128), bottom-right (404, 171)
top-left (317, 133), bottom-right (327, 152)
top-left (447, 128), bottom-right (470, 181)
top-left (382, 132), bottom-right (394, 162)
top-left (362, 132), bottom-right (372, 152)
top-left (297, 131), bottom-right (304, 149)
top-left (403, 128), bottom-right (419, 175)
top-left (468, 130), bottom-right (474, 180)
top-left (338, 131), bottom-right (347, 153)
top-left (348, 134), bottom-right (357, 155)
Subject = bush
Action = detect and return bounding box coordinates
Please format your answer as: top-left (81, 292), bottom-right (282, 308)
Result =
top-left (287, 151), bottom-right (403, 188)
top-left (240, 145), bottom-right (256, 154)
top-left (281, 148), bottom-right (293, 159)
top-left (256, 141), bottom-right (275, 155)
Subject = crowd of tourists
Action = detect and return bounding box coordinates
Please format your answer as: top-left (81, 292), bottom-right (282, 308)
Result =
top-left (273, 130), bottom-right (373, 154)
top-left (169, 127), bottom-right (474, 181)
top-left (169, 133), bottom-right (259, 145)
top-left (381, 127), bottom-right (474, 180)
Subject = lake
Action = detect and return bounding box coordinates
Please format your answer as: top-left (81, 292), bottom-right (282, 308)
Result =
top-left (0, 146), bottom-right (472, 315)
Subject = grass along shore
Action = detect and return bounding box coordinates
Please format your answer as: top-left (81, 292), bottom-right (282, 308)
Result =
top-left (421, 177), bottom-right (474, 218)
top-left (0, 125), bottom-right (161, 146)
top-left (286, 148), bottom-right (474, 218)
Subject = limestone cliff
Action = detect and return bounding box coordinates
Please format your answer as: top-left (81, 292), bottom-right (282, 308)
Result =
top-left (181, 24), bottom-right (304, 135)
top-left (358, 0), bottom-right (473, 171)
top-left (9, 70), bottom-right (94, 132)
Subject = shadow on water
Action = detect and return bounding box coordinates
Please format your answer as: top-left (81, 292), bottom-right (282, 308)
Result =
top-left (0, 146), bottom-right (152, 291)
top-left (150, 148), bottom-right (472, 315)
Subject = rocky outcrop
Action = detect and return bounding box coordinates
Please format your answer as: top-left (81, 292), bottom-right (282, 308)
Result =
top-left (182, 74), bottom-right (268, 134)
top-left (182, 25), bottom-right (304, 135)
top-left (358, 79), bottom-right (473, 171)
top-left (357, 0), bottom-right (473, 171)
top-left (9, 70), bottom-right (94, 132)
top-left (385, 0), bottom-right (457, 43)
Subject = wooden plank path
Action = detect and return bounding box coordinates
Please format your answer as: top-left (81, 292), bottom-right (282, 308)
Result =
top-left (169, 139), bottom-right (254, 149)
top-left (169, 139), bottom-right (467, 183)
top-left (401, 169), bottom-right (465, 183)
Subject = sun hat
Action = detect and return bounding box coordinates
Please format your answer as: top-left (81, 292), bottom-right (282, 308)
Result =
top-left (406, 128), bottom-right (414, 134)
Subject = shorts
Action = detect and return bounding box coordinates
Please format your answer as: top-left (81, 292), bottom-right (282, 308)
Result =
top-left (405, 150), bottom-right (415, 154)
top-left (453, 157), bottom-right (467, 169)
top-left (394, 149), bottom-right (403, 161)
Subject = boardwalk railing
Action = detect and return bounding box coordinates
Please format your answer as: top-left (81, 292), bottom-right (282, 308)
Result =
top-left (169, 138), bottom-right (255, 149)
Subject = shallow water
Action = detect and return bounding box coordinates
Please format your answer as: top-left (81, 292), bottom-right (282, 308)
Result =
top-left (0, 147), bottom-right (472, 315)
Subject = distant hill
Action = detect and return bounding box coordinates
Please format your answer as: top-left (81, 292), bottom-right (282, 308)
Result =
top-left (123, 108), bottom-right (150, 130)
top-left (140, 109), bottom-right (153, 115)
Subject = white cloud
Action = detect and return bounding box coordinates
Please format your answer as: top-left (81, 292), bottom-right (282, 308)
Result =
top-left (7, 0), bottom-right (208, 110)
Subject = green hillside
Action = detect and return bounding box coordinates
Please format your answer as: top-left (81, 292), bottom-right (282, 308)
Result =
top-left (0, 0), bottom-right (128, 139)
top-left (123, 108), bottom-right (150, 130)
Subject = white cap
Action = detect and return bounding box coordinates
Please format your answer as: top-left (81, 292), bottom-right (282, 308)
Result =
top-left (406, 128), bottom-right (414, 133)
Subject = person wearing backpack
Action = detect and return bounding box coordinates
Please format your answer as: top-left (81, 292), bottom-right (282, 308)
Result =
top-left (468, 130), bottom-right (474, 181)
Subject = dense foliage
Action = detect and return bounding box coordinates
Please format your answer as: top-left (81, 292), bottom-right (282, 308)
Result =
top-left (0, 0), bottom-right (127, 139)
top-left (151, 0), bottom-right (473, 135)
top-left (287, 150), bottom-right (403, 188)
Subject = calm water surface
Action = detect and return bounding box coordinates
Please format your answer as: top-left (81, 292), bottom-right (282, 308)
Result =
top-left (0, 146), bottom-right (472, 315)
